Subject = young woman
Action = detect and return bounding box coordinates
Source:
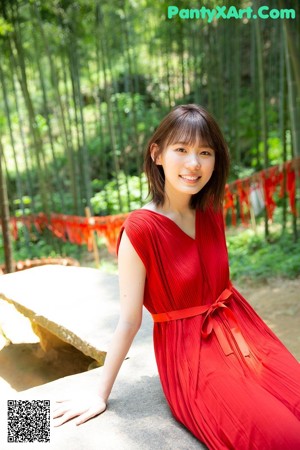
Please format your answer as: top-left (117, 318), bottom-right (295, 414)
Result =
top-left (54, 104), bottom-right (300, 449)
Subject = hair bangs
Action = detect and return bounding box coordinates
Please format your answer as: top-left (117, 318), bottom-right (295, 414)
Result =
top-left (163, 113), bottom-right (215, 150)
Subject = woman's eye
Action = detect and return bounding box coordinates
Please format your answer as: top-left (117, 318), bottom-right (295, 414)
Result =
top-left (176, 147), bottom-right (186, 153)
top-left (201, 150), bottom-right (213, 156)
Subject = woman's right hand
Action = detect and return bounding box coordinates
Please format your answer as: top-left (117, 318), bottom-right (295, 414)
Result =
top-left (52, 230), bottom-right (146, 428)
top-left (53, 395), bottom-right (107, 427)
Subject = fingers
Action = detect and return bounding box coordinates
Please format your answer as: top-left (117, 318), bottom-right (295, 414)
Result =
top-left (52, 399), bottom-right (107, 427)
top-left (53, 401), bottom-right (87, 426)
top-left (54, 411), bottom-right (80, 427)
top-left (75, 404), bottom-right (107, 426)
top-left (53, 401), bottom-right (73, 419)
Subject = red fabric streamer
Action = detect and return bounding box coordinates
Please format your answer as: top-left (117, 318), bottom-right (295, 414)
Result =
top-left (261, 168), bottom-right (278, 221)
top-left (92, 214), bottom-right (129, 253)
top-left (224, 184), bottom-right (237, 226)
top-left (49, 215), bottom-right (67, 241)
top-left (11, 217), bottom-right (18, 240)
top-left (278, 170), bottom-right (285, 199)
top-left (6, 157), bottom-right (299, 251)
top-left (235, 179), bottom-right (251, 226)
top-left (286, 162), bottom-right (297, 216)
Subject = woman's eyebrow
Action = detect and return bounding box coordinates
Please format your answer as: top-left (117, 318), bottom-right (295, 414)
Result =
top-left (172, 141), bottom-right (212, 149)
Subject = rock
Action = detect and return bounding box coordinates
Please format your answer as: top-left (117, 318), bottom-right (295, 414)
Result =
top-left (0, 266), bottom-right (120, 363)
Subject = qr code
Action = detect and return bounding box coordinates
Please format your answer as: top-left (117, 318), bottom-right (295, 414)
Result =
top-left (7, 400), bottom-right (50, 443)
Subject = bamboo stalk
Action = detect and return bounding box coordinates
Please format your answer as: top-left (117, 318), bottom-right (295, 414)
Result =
top-left (0, 137), bottom-right (14, 273)
top-left (85, 207), bottom-right (100, 268)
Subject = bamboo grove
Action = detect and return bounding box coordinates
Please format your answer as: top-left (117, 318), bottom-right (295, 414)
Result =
top-left (0, 0), bottom-right (299, 267)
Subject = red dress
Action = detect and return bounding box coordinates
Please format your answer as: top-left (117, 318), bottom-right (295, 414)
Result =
top-left (117, 207), bottom-right (300, 450)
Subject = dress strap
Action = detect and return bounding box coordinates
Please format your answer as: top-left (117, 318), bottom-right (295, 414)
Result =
top-left (151, 284), bottom-right (250, 358)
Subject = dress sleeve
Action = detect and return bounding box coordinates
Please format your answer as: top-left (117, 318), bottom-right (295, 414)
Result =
top-left (116, 211), bottom-right (150, 269)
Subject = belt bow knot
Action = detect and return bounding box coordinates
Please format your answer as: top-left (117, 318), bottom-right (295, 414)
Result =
top-left (151, 285), bottom-right (250, 358)
top-left (201, 288), bottom-right (250, 357)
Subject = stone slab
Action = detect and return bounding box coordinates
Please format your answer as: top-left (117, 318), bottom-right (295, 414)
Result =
top-left (0, 266), bottom-right (130, 361)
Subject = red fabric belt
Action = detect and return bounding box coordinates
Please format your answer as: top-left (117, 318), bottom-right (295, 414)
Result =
top-left (151, 286), bottom-right (250, 358)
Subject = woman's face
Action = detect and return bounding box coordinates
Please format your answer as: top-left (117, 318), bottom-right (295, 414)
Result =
top-left (152, 141), bottom-right (216, 199)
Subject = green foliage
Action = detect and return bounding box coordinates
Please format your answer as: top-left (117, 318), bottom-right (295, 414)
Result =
top-left (0, 230), bottom-right (83, 265)
top-left (91, 172), bottom-right (148, 215)
top-left (227, 229), bottom-right (300, 281)
top-left (0, 17), bottom-right (13, 36)
top-left (13, 196), bottom-right (32, 206)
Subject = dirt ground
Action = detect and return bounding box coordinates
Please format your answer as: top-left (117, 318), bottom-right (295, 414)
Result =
top-left (234, 277), bottom-right (300, 359)
top-left (0, 276), bottom-right (299, 396)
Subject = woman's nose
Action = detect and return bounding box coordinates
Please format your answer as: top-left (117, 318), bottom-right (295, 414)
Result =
top-left (185, 153), bottom-right (201, 169)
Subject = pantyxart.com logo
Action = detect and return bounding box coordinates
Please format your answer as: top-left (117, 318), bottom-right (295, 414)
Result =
top-left (167, 5), bottom-right (296, 22)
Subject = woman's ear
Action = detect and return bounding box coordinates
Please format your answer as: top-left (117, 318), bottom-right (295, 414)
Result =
top-left (150, 143), bottom-right (162, 165)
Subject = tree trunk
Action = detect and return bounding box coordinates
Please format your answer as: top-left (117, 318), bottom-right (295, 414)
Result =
top-left (284, 26), bottom-right (300, 159)
top-left (7, 15), bottom-right (48, 217)
top-left (0, 137), bottom-right (14, 273)
top-left (254, 15), bottom-right (269, 239)
top-left (0, 55), bottom-right (25, 216)
top-left (284, 22), bottom-right (299, 239)
top-left (68, 8), bottom-right (92, 211)
top-left (94, 6), bottom-right (109, 210)
top-left (250, 21), bottom-right (260, 168)
top-left (122, 2), bottom-right (143, 204)
top-left (96, 1), bottom-right (122, 211)
top-left (33, 3), bottom-right (79, 214)
top-left (31, 11), bottom-right (65, 211)
top-left (9, 51), bottom-right (35, 212)
top-left (279, 23), bottom-right (288, 234)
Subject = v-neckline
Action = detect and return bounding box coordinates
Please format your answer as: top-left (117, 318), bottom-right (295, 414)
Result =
top-left (140, 208), bottom-right (198, 241)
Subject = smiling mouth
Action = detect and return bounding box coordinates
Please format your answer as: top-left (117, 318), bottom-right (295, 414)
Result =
top-left (179, 175), bottom-right (201, 182)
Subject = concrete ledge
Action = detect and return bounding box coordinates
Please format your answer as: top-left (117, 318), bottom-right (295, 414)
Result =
top-left (0, 307), bottom-right (205, 450)
top-left (0, 266), bottom-right (123, 361)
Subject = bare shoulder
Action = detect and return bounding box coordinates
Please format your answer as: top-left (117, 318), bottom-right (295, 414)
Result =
top-left (118, 230), bottom-right (146, 271)
top-left (118, 229), bottom-right (137, 256)
top-left (118, 230), bottom-right (146, 316)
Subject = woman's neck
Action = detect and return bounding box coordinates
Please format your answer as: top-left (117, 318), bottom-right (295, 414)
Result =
top-left (161, 183), bottom-right (193, 216)
top-left (161, 198), bottom-right (193, 217)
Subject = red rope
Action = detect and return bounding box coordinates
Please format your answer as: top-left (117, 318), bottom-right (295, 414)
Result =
top-left (6, 157), bottom-right (300, 253)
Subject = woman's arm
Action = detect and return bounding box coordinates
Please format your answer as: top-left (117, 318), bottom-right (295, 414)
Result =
top-left (53, 230), bottom-right (146, 426)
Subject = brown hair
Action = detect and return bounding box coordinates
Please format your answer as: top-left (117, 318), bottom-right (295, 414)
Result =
top-left (144, 104), bottom-right (230, 211)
